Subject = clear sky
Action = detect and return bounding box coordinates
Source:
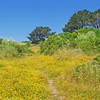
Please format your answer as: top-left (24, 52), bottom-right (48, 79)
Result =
top-left (0, 0), bottom-right (100, 41)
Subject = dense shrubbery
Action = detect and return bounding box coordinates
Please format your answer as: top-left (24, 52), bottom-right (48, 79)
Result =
top-left (40, 28), bottom-right (100, 55)
top-left (40, 33), bottom-right (69, 55)
top-left (68, 28), bottom-right (100, 54)
top-left (0, 38), bottom-right (33, 58)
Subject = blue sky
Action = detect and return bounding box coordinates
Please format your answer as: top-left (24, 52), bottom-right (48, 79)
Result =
top-left (0, 0), bottom-right (100, 41)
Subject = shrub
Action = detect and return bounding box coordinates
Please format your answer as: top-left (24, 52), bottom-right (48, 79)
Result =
top-left (40, 33), bottom-right (69, 55)
top-left (70, 28), bottom-right (100, 54)
top-left (40, 28), bottom-right (100, 55)
top-left (0, 39), bottom-right (33, 58)
top-left (14, 44), bottom-right (33, 56)
top-left (0, 38), bottom-right (3, 44)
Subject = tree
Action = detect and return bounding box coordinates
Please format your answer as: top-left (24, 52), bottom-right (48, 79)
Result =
top-left (63, 9), bottom-right (91, 32)
top-left (63, 9), bottom-right (100, 33)
top-left (28, 26), bottom-right (55, 43)
top-left (92, 9), bottom-right (100, 28)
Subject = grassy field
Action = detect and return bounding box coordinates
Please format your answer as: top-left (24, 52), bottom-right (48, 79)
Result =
top-left (0, 46), bottom-right (99, 100)
top-left (39, 49), bottom-right (99, 100)
top-left (0, 49), bottom-right (50, 100)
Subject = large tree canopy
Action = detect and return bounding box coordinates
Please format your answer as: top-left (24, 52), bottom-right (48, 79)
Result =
top-left (28, 26), bottom-right (55, 43)
top-left (63, 9), bottom-right (91, 32)
top-left (63, 9), bottom-right (100, 32)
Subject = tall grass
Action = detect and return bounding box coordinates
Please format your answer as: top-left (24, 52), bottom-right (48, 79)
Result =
top-left (39, 49), bottom-right (100, 100)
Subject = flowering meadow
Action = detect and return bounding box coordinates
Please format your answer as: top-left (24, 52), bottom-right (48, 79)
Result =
top-left (0, 53), bottom-right (51, 100)
top-left (39, 49), bottom-right (99, 100)
top-left (0, 46), bottom-right (99, 100)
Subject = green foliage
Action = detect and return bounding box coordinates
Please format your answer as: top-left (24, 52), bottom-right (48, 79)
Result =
top-left (70, 56), bottom-right (100, 100)
top-left (14, 44), bottom-right (33, 55)
top-left (63, 9), bottom-right (100, 32)
top-left (63, 9), bottom-right (91, 32)
top-left (74, 63), bottom-right (100, 82)
top-left (25, 42), bottom-right (31, 47)
top-left (91, 9), bottom-right (100, 28)
top-left (40, 33), bottom-right (69, 55)
top-left (0, 39), bottom-right (33, 59)
top-left (0, 38), bottom-right (3, 44)
top-left (28, 26), bottom-right (55, 44)
top-left (68, 28), bottom-right (100, 54)
top-left (40, 28), bottom-right (100, 55)
top-left (73, 55), bottom-right (100, 88)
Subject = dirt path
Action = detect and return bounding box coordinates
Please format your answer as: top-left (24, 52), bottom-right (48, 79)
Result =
top-left (33, 52), bottom-right (64, 100)
top-left (48, 79), bottom-right (63, 100)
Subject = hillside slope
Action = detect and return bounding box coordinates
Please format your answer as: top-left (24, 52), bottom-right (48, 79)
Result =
top-left (0, 46), bottom-right (98, 100)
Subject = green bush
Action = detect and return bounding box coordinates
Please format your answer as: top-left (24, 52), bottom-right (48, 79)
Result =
top-left (40, 28), bottom-right (100, 55)
top-left (0, 39), bottom-right (33, 59)
top-left (0, 38), bottom-right (3, 44)
top-left (71, 28), bottom-right (100, 54)
top-left (14, 44), bottom-right (33, 55)
top-left (40, 33), bottom-right (69, 55)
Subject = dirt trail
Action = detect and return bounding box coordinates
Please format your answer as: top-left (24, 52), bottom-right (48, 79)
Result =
top-left (33, 51), bottom-right (64, 100)
top-left (48, 79), bottom-right (63, 100)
